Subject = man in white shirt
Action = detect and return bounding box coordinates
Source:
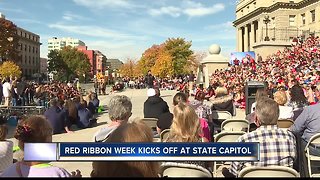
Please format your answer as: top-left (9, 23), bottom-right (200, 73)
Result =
top-left (2, 78), bottom-right (11, 106)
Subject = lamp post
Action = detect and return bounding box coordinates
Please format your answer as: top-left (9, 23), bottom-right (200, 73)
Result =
top-left (263, 15), bottom-right (271, 41)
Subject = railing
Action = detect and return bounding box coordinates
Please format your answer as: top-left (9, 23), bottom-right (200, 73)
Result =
top-left (260, 27), bottom-right (320, 42)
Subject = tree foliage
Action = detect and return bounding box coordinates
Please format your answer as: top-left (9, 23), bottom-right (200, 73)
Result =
top-left (151, 46), bottom-right (174, 78)
top-left (0, 18), bottom-right (20, 62)
top-left (48, 46), bottom-right (91, 81)
top-left (119, 58), bottom-right (137, 78)
top-left (0, 61), bottom-right (22, 79)
top-left (164, 37), bottom-right (194, 75)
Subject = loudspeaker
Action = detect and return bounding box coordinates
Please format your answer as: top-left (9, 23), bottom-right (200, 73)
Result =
top-left (245, 81), bottom-right (265, 115)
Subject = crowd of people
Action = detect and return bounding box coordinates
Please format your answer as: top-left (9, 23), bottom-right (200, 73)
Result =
top-left (1, 35), bottom-right (320, 177)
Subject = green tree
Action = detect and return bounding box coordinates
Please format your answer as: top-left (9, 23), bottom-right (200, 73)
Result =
top-left (0, 18), bottom-right (20, 62)
top-left (0, 61), bottom-right (22, 79)
top-left (47, 46), bottom-right (91, 81)
top-left (164, 38), bottom-right (194, 75)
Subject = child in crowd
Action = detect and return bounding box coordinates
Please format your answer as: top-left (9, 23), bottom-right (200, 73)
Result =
top-left (0, 117), bottom-right (13, 175)
top-left (1, 115), bottom-right (80, 177)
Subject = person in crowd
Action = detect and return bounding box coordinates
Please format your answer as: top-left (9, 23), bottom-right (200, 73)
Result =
top-left (288, 85), bottom-right (309, 120)
top-left (10, 80), bottom-right (18, 107)
top-left (44, 99), bottom-right (73, 134)
top-left (145, 70), bottom-right (155, 89)
top-left (64, 99), bottom-right (78, 126)
top-left (90, 92), bottom-right (100, 114)
top-left (1, 115), bottom-right (80, 177)
top-left (16, 77), bottom-right (27, 106)
top-left (273, 90), bottom-right (294, 119)
top-left (93, 95), bottom-right (132, 142)
top-left (289, 102), bottom-right (320, 155)
top-left (2, 78), bottom-right (11, 106)
top-left (143, 88), bottom-right (169, 120)
top-left (189, 91), bottom-right (212, 121)
top-left (0, 117), bottom-right (13, 175)
top-left (223, 97), bottom-right (296, 177)
top-left (210, 86), bottom-right (234, 116)
top-left (165, 103), bottom-right (211, 170)
top-left (77, 99), bottom-right (95, 128)
top-left (91, 120), bottom-right (160, 177)
top-left (156, 112), bottom-right (174, 135)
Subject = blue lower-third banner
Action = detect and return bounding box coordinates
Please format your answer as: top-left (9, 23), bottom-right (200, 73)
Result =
top-left (24, 142), bottom-right (260, 161)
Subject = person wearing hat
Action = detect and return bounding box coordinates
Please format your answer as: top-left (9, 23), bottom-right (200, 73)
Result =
top-left (143, 88), bottom-right (169, 120)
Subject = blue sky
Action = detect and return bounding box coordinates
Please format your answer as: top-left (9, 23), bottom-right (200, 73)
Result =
top-left (0, 0), bottom-right (237, 61)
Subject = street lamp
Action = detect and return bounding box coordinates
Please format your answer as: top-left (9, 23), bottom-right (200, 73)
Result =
top-left (263, 15), bottom-right (271, 41)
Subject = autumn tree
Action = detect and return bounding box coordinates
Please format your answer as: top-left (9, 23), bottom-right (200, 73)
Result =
top-left (138, 44), bottom-right (164, 75)
top-left (0, 61), bottom-right (22, 79)
top-left (151, 46), bottom-right (174, 78)
top-left (0, 18), bottom-right (20, 62)
top-left (48, 46), bottom-right (91, 81)
top-left (119, 58), bottom-right (137, 78)
top-left (164, 38), bottom-right (194, 75)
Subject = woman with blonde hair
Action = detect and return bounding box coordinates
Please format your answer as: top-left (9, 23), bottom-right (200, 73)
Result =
top-left (165, 103), bottom-right (211, 170)
top-left (273, 90), bottom-right (294, 119)
top-left (91, 120), bottom-right (160, 177)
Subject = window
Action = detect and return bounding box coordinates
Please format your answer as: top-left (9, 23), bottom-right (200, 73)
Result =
top-left (272, 17), bottom-right (275, 27)
top-left (301, 13), bottom-right (305, 25)
top-left (36, 48), bottom-right (38, 54)
top-left (289, 15), bottom-right (295, 26)
top-left (29, 45), bottom-right (31, 52)
top-left (33, 47), bottom-right (35, 53)
top-left (25, 56), bottom-right (27, 64)
top-left (310, 10), bottom-right (315, 22)
top-left (253, 2), bottom-right (256, 9)
top-left (24, 45), bottom-right (27, 51)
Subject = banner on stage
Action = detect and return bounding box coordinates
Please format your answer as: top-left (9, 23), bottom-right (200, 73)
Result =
top-left (24, 142), bottom-right (259, 161)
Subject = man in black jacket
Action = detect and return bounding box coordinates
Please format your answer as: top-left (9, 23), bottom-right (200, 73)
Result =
top-left (143, 88), bottom-right (169, 119)
top-left (145, 70), bottom-right (155, 89)
top-left (16, 77), bottom-right (27, 106)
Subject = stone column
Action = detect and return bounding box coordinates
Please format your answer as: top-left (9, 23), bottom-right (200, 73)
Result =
top-left (237, 27), bottom-right (243, 52)
top-left (250, 22), bottom-right (255, 51)
top-left (244, 24), bottom-right (249, 52)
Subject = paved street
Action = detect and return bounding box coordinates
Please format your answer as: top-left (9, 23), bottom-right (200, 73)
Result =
top-left (8, 88), bottom-right (246, 177)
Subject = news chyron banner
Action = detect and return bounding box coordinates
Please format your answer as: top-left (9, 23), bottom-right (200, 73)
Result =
top-left (24, 143), bottom-right (260, 161)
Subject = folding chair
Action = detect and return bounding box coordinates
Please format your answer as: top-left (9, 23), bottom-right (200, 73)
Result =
top-left (221, 119), bottom-right (249, 132)
top-left (212, 111), bottom-right (232, 123)
top-left (141, 118), bottom-right (158, 131)
top-left (277, 119), bottom-right (294, 129)
top-left (160, 129), bottom-right (170, 142)
top-left (213, 131), bottom-right (246, 177)
top-left (238, 166), bottom-right (300, 177)
top-left (305, 133), bottom-right (320, 177)
top-left (160, 162), bottom-right (213, 177)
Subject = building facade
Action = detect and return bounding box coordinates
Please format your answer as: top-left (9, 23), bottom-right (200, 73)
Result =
top-left (48, 37), bottom-right (85, 52)
top-left (106, 59), bottom-right (123, 71)
top-left (234, 0), bottom-right (320, 59)
top-left (77, 46), bottom-right (107, 77)
top-left (95, 50), bottom-right (107, 74)
top-left (40, 58), bottom-right (48, 74)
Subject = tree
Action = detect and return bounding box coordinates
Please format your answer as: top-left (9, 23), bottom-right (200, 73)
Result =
top-left (190, 51), bottom-right (207, 72)
top-left (138, 44), bottom-right (164, 75)
top-left (119, 58), bottom-right (143, 78)
top-left (164, 38), bottom-right (194, 75)
top-left (0, 18), bottom-right (20, 62)
top-left (0, 61), bottom-right (22, 79)
top-left (151, 46), bottom-right (174, 78)
top-left (47, 46), bottom-right (91, 81)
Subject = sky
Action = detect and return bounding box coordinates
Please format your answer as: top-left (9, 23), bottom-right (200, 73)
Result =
top-left (0, 0), bottom-right (237, 61)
